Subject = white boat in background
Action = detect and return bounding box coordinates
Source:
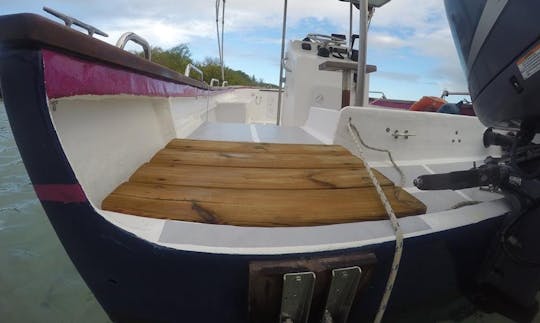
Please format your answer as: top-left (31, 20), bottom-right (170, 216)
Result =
top-left (1, 1), bottom-right (540, 322)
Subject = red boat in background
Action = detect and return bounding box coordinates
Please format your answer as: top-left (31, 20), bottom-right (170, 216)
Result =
top-left (370, 94), bottom-right (475, 116)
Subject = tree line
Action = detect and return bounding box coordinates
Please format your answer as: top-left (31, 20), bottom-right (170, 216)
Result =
top-left (140, 44), bottom-right (276, 88)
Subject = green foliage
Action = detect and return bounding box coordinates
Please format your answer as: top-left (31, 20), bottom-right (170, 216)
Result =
top-left (139, 43), bottom-right (276, 88)
top-left (149, 44), bottom-right (193, 75)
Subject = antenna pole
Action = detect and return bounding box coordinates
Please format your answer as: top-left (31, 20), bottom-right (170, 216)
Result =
top-left (221, 0), bottom-right (226, 82)
top-left (276, 0), bottom-right (288, 125)
top-left (355, 0), bottom-right (368, 106)
top-left (349, 0), bottom-right (353, 49)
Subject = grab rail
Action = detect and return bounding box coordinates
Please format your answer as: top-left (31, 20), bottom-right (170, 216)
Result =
top-left (183, 64), bottom-right (209, 119)
top-left (210, 78), bottom-right (220, 87)
top-left (441, 90), bottom-right (469, 99)
top-left (43, 7), bottom-right (108, 37)
top-left (369, 91), bottom-right (387, 100)
top-left (116, 32), bottom-right (152, 61)
top-left (185, 63), bottom-right (204, 82)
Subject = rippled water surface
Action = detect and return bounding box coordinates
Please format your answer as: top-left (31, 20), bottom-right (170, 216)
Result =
top-left (0, 103), bottom-right (109, 322)
top-left (0, 101), bottom-right (533, 323)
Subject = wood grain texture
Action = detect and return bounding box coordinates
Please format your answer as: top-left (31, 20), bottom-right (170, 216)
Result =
top-left (102, 139), bottom-right (427, 226)
top-left (102, 184), bottom-right (425, 226)
top-left (151, 149), bottom-right (363, 169)
top-left (167, 139), bottom-right (350, 155)
top-left (130, 164), bottom-right (390, 189)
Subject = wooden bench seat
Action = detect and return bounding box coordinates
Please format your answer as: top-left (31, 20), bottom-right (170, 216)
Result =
top-left (102, 139), bottom-right (426, 227)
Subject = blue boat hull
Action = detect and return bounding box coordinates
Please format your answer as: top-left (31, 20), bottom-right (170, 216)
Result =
top-left (0, 48), bottom-right (504, 322)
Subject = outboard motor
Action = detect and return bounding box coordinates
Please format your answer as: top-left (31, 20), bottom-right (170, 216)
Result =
top-left (446, 0), bottom-right (540, 129)
top-left (414, 0), bottom-right (540, 315)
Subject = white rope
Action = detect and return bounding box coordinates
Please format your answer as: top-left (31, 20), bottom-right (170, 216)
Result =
top-left (347, 119), bottom-right (403, 323)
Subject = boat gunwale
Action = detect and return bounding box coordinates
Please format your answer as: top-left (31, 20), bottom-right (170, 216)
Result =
top-left (0, 13), bottom-right (213, 91)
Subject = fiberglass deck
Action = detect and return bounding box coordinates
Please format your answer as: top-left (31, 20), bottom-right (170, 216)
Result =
top-left (102, 138), bottom-right (426, 227)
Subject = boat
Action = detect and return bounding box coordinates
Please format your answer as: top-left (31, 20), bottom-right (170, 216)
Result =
top-left (1, 1), bottom-right (540, 322)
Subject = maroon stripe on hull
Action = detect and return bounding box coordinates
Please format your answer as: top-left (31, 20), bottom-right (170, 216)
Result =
top-left (370, 99), bottom-right (476, 116)
top-left (370, 99), bottom-right (413, 110)
top-left (42, 50), bottom-right (227, 99)
top-left (34, 184), bottom-right (87, 203)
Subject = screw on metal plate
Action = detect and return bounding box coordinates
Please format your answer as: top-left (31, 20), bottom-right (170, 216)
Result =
top-left (280, 272), bottom-right (316, 323)
top-left (323, 266), bottom-right (362, 323)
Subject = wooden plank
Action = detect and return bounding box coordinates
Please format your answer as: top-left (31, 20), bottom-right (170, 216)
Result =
top-left (102, 185), bottom-right (426, 226)
top-left (106, 182), bottom-right (398, 205)
top-left (151, 149), bottom-right (363, 169)
top-left (130, 164), bottom-right (391, 189)
top-left (167, 139), bottom-right (351, 155)
top-left (102, 137), bottom-right (427, 227)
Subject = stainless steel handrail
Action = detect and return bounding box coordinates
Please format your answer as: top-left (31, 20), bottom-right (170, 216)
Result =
top-left (210, 78), bottom-right (220, 87)
top-left (184, 63), bottom-right (204, 82)
top-left (306, 33), bottom-right (347, 46)
top-left (369, 91), bottom-right (387, 99)
top-left (185, 63), bottom-right (209, 120)
top-left (441, 90), bottom-right (470, 99)
top-left (116, 32), bottom-right (152, 61)
top-left (43, 7), bottom-right (108, 37)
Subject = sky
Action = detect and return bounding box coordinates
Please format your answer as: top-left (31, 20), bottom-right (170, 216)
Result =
top-left (1, 0), bottom-right (469, 101)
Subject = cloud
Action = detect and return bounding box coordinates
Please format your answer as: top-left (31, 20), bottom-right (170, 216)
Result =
top-left (0, 0), bottom-right (469, 91)
top-left (375, 71), bottom-right (420, 82)
top-left (106, 18), bottom-right (216, 49)
top-left (366, 0), bottom-right (468, 92)
top-left (371, 0), bottom-right (446, 33)
top-left (369, 33), bottom-right (408, 49)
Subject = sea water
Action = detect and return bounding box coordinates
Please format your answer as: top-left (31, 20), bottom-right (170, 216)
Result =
top-left (0, 103), bottom-right (109, 322)
top-left (0, 102), bottom-right (525, 322)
